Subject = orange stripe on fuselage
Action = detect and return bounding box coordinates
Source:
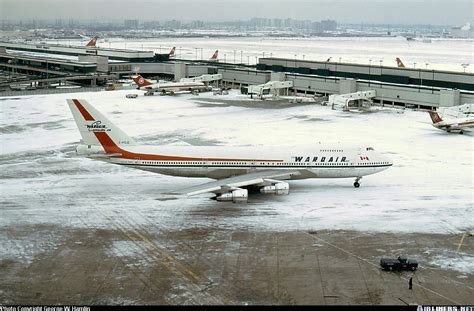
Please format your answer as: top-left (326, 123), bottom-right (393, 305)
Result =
top-left (73, 99), bottom-right (95, 121)
top-left (93, 132), bottom-right (282, 162)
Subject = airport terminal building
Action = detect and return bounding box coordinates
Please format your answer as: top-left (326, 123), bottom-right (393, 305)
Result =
top-left (1, 41), bottom-right (473, 109)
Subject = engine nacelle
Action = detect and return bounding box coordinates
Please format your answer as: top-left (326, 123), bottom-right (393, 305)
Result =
top-left (216, 189), bottom-right (248, 203)
top-left (259, 182), bottom-right (290, 195)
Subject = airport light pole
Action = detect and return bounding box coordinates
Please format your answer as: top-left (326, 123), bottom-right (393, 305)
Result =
top-left (419, 68), bottom-right (422, 91)
top-left (369, 59), bottom-right (372, 87)
top-left (294, 54), bottom-right (297, 72)
top-left (255, 56), bottom-right (258, 75)
top-left (425, 63), bottom-right (429, 70)
top-left (461, 63), bottom-right (469, 73)
top-left (294, 54), bottom-right (297, 94)
top-left (432, 69), bottom-right (435, 94)
top-left (413, 62), bottom-right (417, 69)
top-left (247, 56), bottom-right (250, 74)
top-left (339, 57), bottom-right (342, 63)
top-left (379, 60), bottom-right (383, 88)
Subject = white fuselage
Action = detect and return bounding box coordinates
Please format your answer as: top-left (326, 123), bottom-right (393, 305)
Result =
top-left (79, 144), bottom-right (392, 180)
top-left (140, 81), bottom-right (208, 93)
top-left (433, 117), bottom-right (474, 132)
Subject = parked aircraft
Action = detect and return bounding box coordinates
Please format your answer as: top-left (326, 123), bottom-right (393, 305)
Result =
top-left (209, 50), bottom-right (219, 61)
top-left (66, 99), bottom-right (393, 202)
top-left (396, 57), bottom-right (406, 68)
top-left (169, 47), bottom-right (176, 58)
top-left (131, 75), bottom-right (209, 95)
top-left (86, 36), bottom-right (98, 47)
top-left (428, 110), bottom-right (474, 134)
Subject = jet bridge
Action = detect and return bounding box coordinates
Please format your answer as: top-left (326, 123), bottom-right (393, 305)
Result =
top-left (439, 103), bottom-right (474, 118)
top-left (329, 90), bottom-right (376, 111)
top-left (247, 80), bottom-right (293, 99)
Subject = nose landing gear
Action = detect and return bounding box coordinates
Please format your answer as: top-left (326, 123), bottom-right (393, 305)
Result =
top-left (354, 177), bottom-right (362, 188)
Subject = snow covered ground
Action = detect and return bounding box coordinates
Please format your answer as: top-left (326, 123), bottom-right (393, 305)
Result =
top-left (1, 89), bottom-right (472, 235)
top-left (52, 36), bottom-right (474, 72)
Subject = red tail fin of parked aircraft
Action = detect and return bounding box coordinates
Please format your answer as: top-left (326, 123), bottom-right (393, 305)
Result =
top-left (86, 36), bottom-right (98, 47)
top-left (396, 57), bottom-right (406, 68)
top-left (169, 47), bottom-right (176, 57)
top-left (210, 50), bottom-right (219, 61)
top-left (131, 75), bottom-right (152, 88)
top-left (428, 111), bottom-right (443, 124)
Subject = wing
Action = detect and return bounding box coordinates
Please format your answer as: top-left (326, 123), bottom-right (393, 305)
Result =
top-left (177, 170), bottom-right (301, 196)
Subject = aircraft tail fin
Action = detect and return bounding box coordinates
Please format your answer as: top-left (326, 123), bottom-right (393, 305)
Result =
top-left (326, 57), bottom-right (332, 62)
top-left (396, 57), bottom-right (406, 68)
top-left (210, 50), bottom-right (219, 60)
top-left (428, 110), bottom-right (443, 124)
top-left (169, 46), bottom-right (176, 56)
top-left (67, 99), bottom-right (135, 148)
top-left (131, 75), bottom-right (152, 88)
top-left (86, 36), bottom-right (98, 47)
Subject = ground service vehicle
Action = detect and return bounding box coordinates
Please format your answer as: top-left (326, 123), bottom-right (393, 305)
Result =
top-left (380, 256), bottom-right (418, 271)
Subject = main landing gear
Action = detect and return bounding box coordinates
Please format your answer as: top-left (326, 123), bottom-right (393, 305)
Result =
top-left (354, 177), bottom-right (362, 188)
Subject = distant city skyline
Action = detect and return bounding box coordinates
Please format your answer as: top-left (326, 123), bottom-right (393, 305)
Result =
top-left (0, 0), bottom-right (472, 26)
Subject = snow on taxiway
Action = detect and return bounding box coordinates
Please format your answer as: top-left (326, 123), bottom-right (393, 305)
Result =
top-left (1, 90), bottom-right (473, 236)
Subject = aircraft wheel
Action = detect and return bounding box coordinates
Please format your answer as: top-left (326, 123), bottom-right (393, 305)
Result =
top-left (354, 182), bottom-right (360, 188)
top-left (459, 130), bottom-right (464, 135)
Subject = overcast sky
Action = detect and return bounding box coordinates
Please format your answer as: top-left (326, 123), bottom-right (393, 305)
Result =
top-left (0, 0), bottom-right (472, 25)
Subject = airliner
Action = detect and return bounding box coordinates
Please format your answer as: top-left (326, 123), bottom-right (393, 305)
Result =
top-left (396, 57), bottom-right (406, 68)
top-left (428, 110), bottom-right (474, 134)
top-left (67, 99), bottom-right (393, 202)
top-left (209, 50), bottom-right (219, 61)
top-left (168, 47), bottom-right (176, 58)
top-left (131, 75), bottom-right (209, 95)
top-left (86, 36), bottom-right (98, 47)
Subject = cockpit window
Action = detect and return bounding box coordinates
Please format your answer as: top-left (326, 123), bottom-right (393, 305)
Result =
top-left (366, 147), bottom-right (374, 151)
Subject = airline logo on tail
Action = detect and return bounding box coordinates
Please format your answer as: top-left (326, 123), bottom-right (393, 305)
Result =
top-left (428, 111), bottom-right (443, 124)
top-left (396, 57), bottom-right (406, 68)
top-left (86, 36), bottom-right (98, 47)
top-left (86, 121), bottom-right (109, 132)
top-left (131, 75), bottom-right (152, 88)
top-left (169, 47), bottom-right (176, 57)
top-left (210, 50), bottom-right (219, 61)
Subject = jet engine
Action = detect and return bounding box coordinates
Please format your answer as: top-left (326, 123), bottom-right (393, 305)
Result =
top-left (215, 188), bottom-right (248, 203)
top-left (259, 182), bottom-right (290, 195)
